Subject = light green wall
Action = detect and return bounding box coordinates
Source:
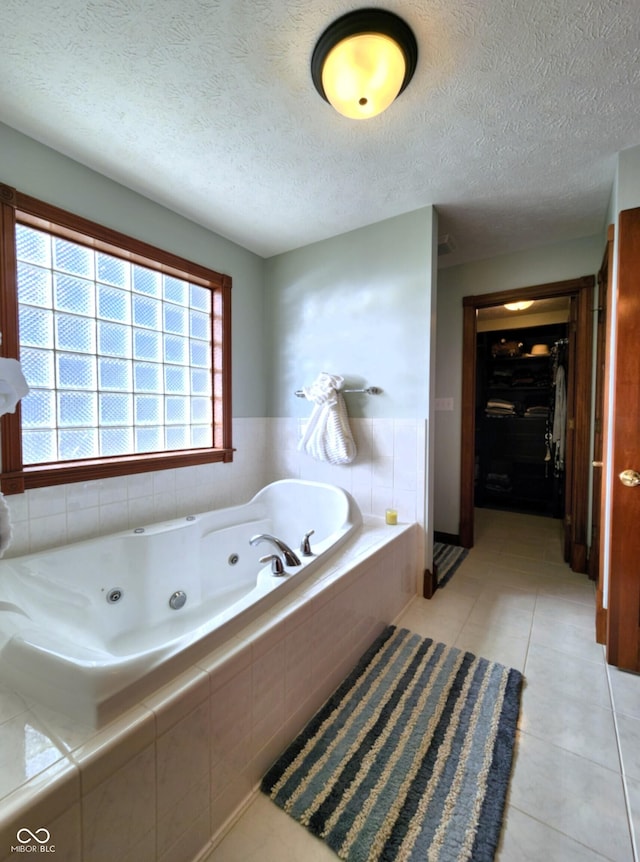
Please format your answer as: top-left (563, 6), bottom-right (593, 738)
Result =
top-left (0, 123), bottom-right (266, 417)
top-left (263, 207), bottom-right (435, 419)
top-left (434, 233), bottom-right (603, 535)
top-left (617, 144), bottom-right (640, 213)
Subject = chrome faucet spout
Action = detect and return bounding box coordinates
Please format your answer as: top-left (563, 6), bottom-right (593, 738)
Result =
top-left (249, 533), bottom-right (301, 567)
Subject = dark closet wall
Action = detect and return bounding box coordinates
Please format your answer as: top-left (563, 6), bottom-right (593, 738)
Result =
top-left (475, 323), bottom-right (568, 516)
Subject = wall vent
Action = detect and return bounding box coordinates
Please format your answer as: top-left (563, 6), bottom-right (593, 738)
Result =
top-left (438, 234), bottom-right (456, 256)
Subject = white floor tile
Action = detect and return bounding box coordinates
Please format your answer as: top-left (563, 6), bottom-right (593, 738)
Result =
top-left (395, 599), bottom-right (465, 644)
top-left (524, 641), bottom-right (612, 709)
top-left (519, 683), bottom-right (620, 770)
top-left (529, 613), bottom-right (605, 664)
top-left (609, 666), bottom-right (640, 720)
top-left (533, 592), bottom-right (598, 631)
top-left (626, 775), bottom-right (640, 856)
top-left (616, 713), bottom-right (640, 782)
top-left (206, 793), bottom-right (336, 862)
top-left (497, 805), bottom-right (615, 862)
top-left (454, 621), bottom-right (530, 671)
top-left (509, 732), bottom-right (633, 862)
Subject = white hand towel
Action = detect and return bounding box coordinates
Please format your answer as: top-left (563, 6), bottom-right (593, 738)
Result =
top-left (298, 373), bottom-right (356, 465)
top-left (0, 358), bottom-right (29, 416)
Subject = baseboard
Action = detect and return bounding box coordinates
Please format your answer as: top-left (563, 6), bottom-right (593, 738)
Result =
top-left (423, 567), bottom-right (437, 600)
top-left (434, 530), bottom-right (460, 546)
top-left (595, 600), bottom-right (607, 646)
top-left (570, 542), bottom-right (588, 574)
top-left (199, 786), bottom-right (261, 859)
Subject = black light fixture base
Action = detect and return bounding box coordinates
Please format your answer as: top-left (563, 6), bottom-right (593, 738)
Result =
top-left (311, 8), bottom-right (418, 104)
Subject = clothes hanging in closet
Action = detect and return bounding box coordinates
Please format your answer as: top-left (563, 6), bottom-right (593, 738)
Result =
top-left (552, 364), bottom-right (566, 473)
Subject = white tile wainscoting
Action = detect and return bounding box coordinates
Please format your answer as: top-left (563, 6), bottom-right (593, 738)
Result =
top-left (3, 419), bottom-right (270, 559)
top-left (3, 417), bottom-right (426, 559)
top-left (265, 417), bottom-right (427, 529)
top-left (0, 519), bottom-right (419, 862)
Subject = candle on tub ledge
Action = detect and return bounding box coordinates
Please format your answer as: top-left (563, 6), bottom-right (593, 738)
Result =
top-left (385, 508), bottom-right (398, 525)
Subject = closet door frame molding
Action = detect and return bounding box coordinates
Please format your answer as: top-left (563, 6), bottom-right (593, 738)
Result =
top-left (459, 275), bottom-right (595, 573)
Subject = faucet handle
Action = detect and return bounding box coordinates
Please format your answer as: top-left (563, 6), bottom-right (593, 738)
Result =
top-left (259, 554), bottom-right (285, 576)
top-left (300, 530), bottom-right (315, 557)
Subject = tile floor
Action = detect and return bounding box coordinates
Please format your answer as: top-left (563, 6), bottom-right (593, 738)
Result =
top-left (205, 508), bottom-right (639, 862)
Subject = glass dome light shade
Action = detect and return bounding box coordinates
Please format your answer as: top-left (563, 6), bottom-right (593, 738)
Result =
top-left (321, 32), bottom-right (406, 120)
top-left (503, 301), bottom-right (534, 311)
top-left (311, 9), bottom-right (418, 120)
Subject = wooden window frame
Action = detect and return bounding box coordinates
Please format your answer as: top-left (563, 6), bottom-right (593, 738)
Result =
top-left (0, 183), bottom-right (233, 494)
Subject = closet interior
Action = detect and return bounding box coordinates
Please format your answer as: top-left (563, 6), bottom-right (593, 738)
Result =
top-left (474, 308), bottom-right (569, 517)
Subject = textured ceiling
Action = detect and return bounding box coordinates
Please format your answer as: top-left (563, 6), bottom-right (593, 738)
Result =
top-left (1, 0), bottom-right (639, 266)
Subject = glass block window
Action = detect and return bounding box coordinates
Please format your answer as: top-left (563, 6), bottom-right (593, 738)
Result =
top-left (0, 183), bottom-right (233, 494)
top-left (0, 186), bottom-right (231, 494)
top-left (16, 225), bottom-right (217, 464)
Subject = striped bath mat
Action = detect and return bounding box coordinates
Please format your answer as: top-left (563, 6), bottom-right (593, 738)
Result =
top-left (434, 541), bottom-right (469, 588)
top-left (261, 625), bottom-right (522, 862)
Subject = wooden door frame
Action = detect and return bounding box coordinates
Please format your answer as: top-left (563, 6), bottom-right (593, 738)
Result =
top-left (459, 275), bottom-right (595, 573)
top-left (592, 226), bottom-right (614, 643)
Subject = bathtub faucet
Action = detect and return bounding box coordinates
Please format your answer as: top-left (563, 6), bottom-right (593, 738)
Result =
top-left (249, 533), bottom-right (301, 567)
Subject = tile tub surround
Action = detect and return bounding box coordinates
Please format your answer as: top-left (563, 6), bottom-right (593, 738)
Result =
top-left (4, 417), bottom-right (426, 558)
top-left (2, 418), bottom-right (270, 560)
top-left (0, 518), bottom-right (418, 862)
top-left (266, 417), bottom-right (428, 529)
top-left (3, 416), bottom-right (426, 561)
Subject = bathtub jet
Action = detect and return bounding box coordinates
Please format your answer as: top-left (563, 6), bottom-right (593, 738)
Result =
top-left (0, 480), bottom-right (361, 728)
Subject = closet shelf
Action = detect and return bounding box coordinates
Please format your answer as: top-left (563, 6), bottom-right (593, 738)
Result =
top-left (487, 385), bottom-right (550, 391)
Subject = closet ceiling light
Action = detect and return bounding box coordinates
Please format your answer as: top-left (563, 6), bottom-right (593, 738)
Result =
top-left (311, 8), bottom-right (418, 120)
top-left (503, 301), bottom-right (534, 311)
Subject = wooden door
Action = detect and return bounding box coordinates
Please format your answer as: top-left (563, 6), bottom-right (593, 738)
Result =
top-left (607, 207), bottom-right (640, 672)
top-left (591, 226), bottom-right (614, 644)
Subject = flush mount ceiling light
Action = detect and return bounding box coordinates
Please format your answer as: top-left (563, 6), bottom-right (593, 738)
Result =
top-left (503, 301), bottom-right (534, 311)
top-left (311, 8), bottom-right (418, 120)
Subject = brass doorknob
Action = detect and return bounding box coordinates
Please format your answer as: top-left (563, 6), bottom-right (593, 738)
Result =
top-left (619, 469), bottom-right (640, 487)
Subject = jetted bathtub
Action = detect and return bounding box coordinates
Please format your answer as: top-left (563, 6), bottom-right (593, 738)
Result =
top-left (0, 479), bottom-right (362, 727)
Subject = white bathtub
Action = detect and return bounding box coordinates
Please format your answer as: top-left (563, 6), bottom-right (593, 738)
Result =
top-left (0, 479), bottom-right (361, 727)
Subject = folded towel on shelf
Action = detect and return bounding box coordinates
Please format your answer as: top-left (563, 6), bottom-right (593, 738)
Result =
top-left (511, 374), bottom-right (534, 386)
top-left (298, 372), bottom-right (356, 465)
top-left (487, 398), bottom-right (516, 410)
top-left (485, 397), bottom-right (517, 416)
top-left (485, 481), bottom-right (512, 494)
top-left (524, 405), bottom-right (550, 416)
top-left (486, 472), bottom-right (512, 489)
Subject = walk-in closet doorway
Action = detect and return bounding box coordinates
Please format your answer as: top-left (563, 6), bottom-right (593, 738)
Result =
top-left (474, 309), bottom-right (570, 519)
top-left (459, 276), bottom-right (595, 574)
